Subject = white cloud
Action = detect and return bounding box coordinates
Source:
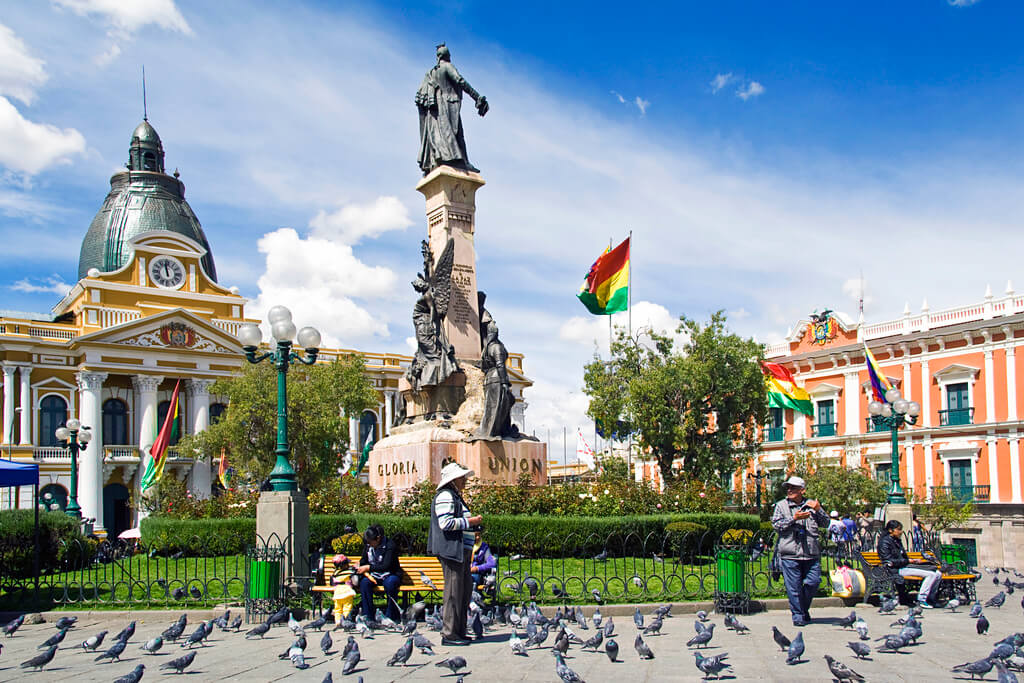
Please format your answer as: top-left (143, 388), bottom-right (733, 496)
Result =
top-left (558, 301), bottom-right (686, 356)
top-left (11, 274), bottom-right (71, 296)
top-left (948, 0), bottom-right (980, 6)
top-left (634, 96), bottom-right (650, 115)
top-left (309, 196), bottom-right (412, 245)
top-left (249, 225), bottom-right (398, 347)
top-left (841, 276), bottom-right (873, 314)
top-left (736, 81), bottom-right (765, 100)
top-left (0, 97), bottom-right (86, 174)
top-left (52, 0), bottom-right (192, 64)
top-left (610, 90), bottom-right (626, 104)
top-left (710, 72), bottom-right (733, 93)
top-left (0, 24), bottom-right (47, 105)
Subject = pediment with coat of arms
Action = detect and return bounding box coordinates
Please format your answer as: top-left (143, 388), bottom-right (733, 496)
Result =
top-left (119, 322), bottom-right (234, 354)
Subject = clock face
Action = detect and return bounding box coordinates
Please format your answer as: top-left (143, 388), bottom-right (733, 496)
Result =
top-left (149, 256), bottom-right (186, 289)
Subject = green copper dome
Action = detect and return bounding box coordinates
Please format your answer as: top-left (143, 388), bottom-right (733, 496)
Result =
top-left (78, 119), bottom-right (217, 281)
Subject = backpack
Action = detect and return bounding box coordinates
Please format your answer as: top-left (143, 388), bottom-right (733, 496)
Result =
top-left (830, 565), bottom-right (866, 599)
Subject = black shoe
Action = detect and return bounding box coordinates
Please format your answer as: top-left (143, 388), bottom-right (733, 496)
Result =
top-left (442, 636), bottom-right (470, 646)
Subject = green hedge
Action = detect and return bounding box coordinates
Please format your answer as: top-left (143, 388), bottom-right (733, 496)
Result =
top-left (0, 510), bottom-right (85, 576)
top-left (141, 512), bottom-right (760, 558)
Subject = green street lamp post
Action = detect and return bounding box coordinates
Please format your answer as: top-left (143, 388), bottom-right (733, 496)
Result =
top-left (867, 387), bottom-right (920, 504)
top-left (237, 307), bottom-right (321, 493)
top-left (55, 419), bottom-right (92, 519)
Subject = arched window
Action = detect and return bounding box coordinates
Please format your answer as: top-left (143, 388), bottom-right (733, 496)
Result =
top-left (38, 483), bottom-right (68, 512)
top-left (102, 399), bottom-right (129, 445)
top-left (210, 403), bottom-right (227, 425)
top-left (157, 400), bottom-right (182, 446)
top-left (38, 395), bottom-right (68, 447)
top-left (143, 151), bottom-right (157, 171)
top-left (359, 410), bottom-right (378, 447)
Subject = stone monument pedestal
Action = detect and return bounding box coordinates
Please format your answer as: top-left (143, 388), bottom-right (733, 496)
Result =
top-left (883, 502), bottom-right (913, 533)
top-left (369, 425), bottom-right (546, 499)
top-left (400, 372), bottom-right (466, 422)
top-left (256, 490), bottom-right (310, 588)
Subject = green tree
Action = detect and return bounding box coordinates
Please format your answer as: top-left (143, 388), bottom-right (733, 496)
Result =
top-left (804, 466), bottom-right (888, 518)
top-left (909, 489), bottom-right (975, 532)
top-left (583, 311), bottom-right (766, 484)
top-left (176, 355), bottom-right (378, 491)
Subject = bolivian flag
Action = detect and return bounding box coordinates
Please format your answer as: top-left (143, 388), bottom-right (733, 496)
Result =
top-left (140, 379), bottom-right (181, 492)
top-left (761, 361), bottom-right (813, 416)
top-left (577, 237), bottom-right (630, 315)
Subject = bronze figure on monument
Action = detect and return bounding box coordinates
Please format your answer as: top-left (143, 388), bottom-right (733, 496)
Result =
top-left (472, 307), bottom-right (519, 440)
top-left (406, 238), bottom-right (460, 392)
top-left (415, 43), bottom-right (489, 175)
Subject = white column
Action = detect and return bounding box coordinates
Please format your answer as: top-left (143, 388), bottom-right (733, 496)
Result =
top-left (2, 366), bottom-right (15, 445)
top-left (844, 370), bottom-right (859, 435)
top-left (987, 435), bottom-right (1000, 503)
top-left (77, 371), bottom-right (108, 533)
top-left (921, 358), bottom-right (932, 428)
top-left (1009, 432), bottom-right (1021, 504)
top-left (187, 379), bottom-right (215, 499)
top-left (902, 360), bottom-right (912, 420)
top-left (984, 349), bottom-right (996, 424)
top-left (794, 411), bottom-right (806, 440)
top-left (924, 439), bottom-right (934, 501)
top-left (384, 391), bottom-right (394, 436)
top-left (1007, 346), bottom-right (1017, 421)
top-left (132, 376), bottom-right (162, 454)
top-left (18, 367), bottom-right (31, 445)
top-left (349, 416), bottom-right (359, 451)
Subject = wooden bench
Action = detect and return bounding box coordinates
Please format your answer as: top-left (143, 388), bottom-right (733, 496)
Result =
top-left (858, 551), bottom-right (978, 604)
top-left (312, 556), bottom-right (445, 611)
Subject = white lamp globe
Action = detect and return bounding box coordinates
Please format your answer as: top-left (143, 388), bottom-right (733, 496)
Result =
top-left (868, 401), bottom-right (884, 416)
top-left (297, 326), bottom-right (321, 349)
top-left (907, 401), bottom-right (921, 417)
top-left (267, 305), bottom-right (292, 324)
top-left (55, 426), bottom-right (70, 441)
top-left (237, 323), bottom-right (262, 348)
top-left (885, 387), bottom-right (902, 404)
top-left (66, 418), bottom-right (81, 431)
top-left (881, 403), bottom-right (893, 418)
top-left (892, 399), bottom-right (909, 415)
top-left (78, 429), bottom-right (92, 443)
top-left (272, 320), bottom-right (297, 342)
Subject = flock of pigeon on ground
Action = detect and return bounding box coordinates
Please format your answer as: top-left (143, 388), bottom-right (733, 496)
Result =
top-left (2, 565), bottom-right (1024, 681)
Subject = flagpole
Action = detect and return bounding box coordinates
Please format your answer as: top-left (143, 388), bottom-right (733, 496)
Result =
top-left (627, 229), bottom-right (633, 479)
top-left (607, 237), bottom-right (613, 356)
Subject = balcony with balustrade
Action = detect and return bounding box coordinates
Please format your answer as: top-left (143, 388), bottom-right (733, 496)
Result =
top-left (931, 484), bottom-right (990, 503)
top-left (811, 422), bottom-right (837, 438)
top-left (763, 426), bottom-right (785, 442)
top-left (939, 407), bottom-right (974, 426)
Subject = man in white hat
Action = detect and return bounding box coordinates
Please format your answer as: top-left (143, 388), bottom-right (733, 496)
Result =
top-left (428, 462), bottom-right (482, 645)
top-left (771, 475), bottom-right (828, 626)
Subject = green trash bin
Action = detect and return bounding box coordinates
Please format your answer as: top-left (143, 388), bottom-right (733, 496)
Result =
top-left (249, 560), bottom-right (280, 600)
top-left (716, 549), bottom-right (746, 594)
top-left (940, 544), bottom-right (968, 570)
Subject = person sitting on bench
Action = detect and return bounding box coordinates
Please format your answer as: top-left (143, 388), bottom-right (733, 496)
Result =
top-left (877, 519), bottom-right (942, 608)
top-left (470, 529), bottom-right (497, 590)
top-left (356, 524), bottom-right (401, 621)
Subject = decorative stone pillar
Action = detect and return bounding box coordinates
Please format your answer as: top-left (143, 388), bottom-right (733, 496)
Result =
top-left (984, 349), bottom-right (996, 424)
top-left (18, 366), bottom-right (31, 445)
top-left (511, 401), bottom-right (527, 432)
top-left (924, 439), bottom-right (934, 501)
top-left (384, 391), bottom-right (394, 436)
top-left (921, 358), bottom-right (931, 428)
top-left (987, 435), bottom-right (999, 503)
top-left (186, 379), bottom-right (215, 498)
top-left (348, 416), bottom-right (359, 451)
top-left (1009, 432), bottom-right (1021, 504)
top-left (77, 371), bottom-right (108, 533)
top-left (2, 366), bottom-right (15, 445)
top-left (843, 370), bottom-right (859, 435)
top-left (132, 375), bottom-right (162, 455)
top-left (1006, 345), bottom-right (1017, 421)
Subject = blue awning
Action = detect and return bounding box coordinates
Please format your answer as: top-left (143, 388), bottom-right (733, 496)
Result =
top-left (0, 459), bottom-right (39, 487)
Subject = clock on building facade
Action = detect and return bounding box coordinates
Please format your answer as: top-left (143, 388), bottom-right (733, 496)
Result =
top-left (149, 255), bottom-right (185, 289)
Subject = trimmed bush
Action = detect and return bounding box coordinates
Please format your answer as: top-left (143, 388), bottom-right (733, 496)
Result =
top-left (141, 516), bottom-right (256, 556)
top-left (664, 521), bottom-right (709, 556)
top-left (0, 510), bottom-right (84, 576)
top-left (721, 528), bottom-right (754, 545)
top-left (331, 533), bottom-right (364, 556)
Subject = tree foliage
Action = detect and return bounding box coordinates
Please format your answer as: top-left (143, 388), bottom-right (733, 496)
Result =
top-left (805, 466), bottom-right (888, 518)
top-left (583, 311), bottom-right (766, 484)
top-left (909, 489), bottom-right (975, 532)
top-left (176, 354), bottom-right (378, 491)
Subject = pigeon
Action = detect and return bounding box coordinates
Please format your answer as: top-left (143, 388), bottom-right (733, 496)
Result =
top-left (847, 641), bottom-right (871, 659)
top-left (605, 638), bottom-right (619, 662)
top-left (419, 570), bottom-right (439, 591)
top-left (471, 611), bottom-right (483, 640)
top-left (879, 597), bottom-right (897, 614)
top-left (524, 577), bottom-right (540, 598)
top-left (576, 606), bottom-right (589, 629)
top-left (838, 611), bottom-right (857, 629)
top-left (55, 616), bottom-right (78, 630)
top-left (113, 663), bottom-right (146, 683)
top-left (141, 635), bottom-right (164, 654)
top-left (159, 650), bottom-right (196, 674)
top-left (288, 613), bottom-right (302, 633)
top-left (786, 631), bottom-right (805, 664)
top-left (970, 603), bottom-right (984, 618)
top-left (979, 615), bottom-right (992, 635)
top-left (3, 617), bottom-right (22, 637)
top-left (509, 630), bottom-right (528, 656)
top-left (694, 651), bottom-right (732, 680)
top-left (876, 633), bottom-right (907, 652)
top-left (189, 586), bottom-right (202, 600)
top-left (695, 619), bottom-right (708, 634)
top-left (772, 626), bottom-right (791, 651)
top-left (95, 638), bottom-right (127, 662)
top-left (687, 623), bottom-right (715, 649)
top-left (696, 610), bottom-right (709, 622)
top-left (436, 655), bottom-right (468, 674)
top-left (654, 604), bottom-right (673, 619)
top-left (321, 674), bottom-right (333, 683)
top-left (553, 650), bottom-right (585, 682)
top-left (162, 622), bottom-right (185, 642)
top-left (633, 607), bottom-right (644, 629)
top-left (603, 617), bottom-right (615, 637)
top-left (307, 615), bottom-right (327, 631)
top-left (947, 598), bottom-right (962, 613)
top-left (388, 637), bottom-right (414, 667)
top-left (953, 657), bottom-right (996, 679)
top-left (39, 628), bottom-right (69, 648)
top-left (593, 549), bottom-right (608, 562)
top-left (342, 645), bottom-right (361, 675)
top-left (181, 624), bottom-right (208, 648)
top-left (246, 622), bottom-right (271, 638)
top-left (552, 630), bottom-right (570, 655)
top-left (267, 607), bottom-right (290, 625)
top-left (413, 632), bottom-right (435, 655)
top-left (20, 644), bottom-right (57, 671)
top-left (991, 643), bottom-right (1016, 660)
top-left (824, 654), bottom-right (865, 682)
top-left (643, 616), bottom-right (663, 635)
top-left (652, 552), bottom-right (665, 564)
top-left (229, 615), bottom-right (243, 631)
top-left (989, 592), bottom-right (1008, 609)
top-left (592, 607), bottom-right (602, 627)
top-left (634, 633), bottom-right (655, 659)
top-left (996, 660), bottom-right (1021, 683)
top-left (290, 647), bottom-right (310, 670)
top-left (729, 616), bottom-right (749, 635)
top-left (82, 630), bottom-right (108, 651)
top-left (172, 588), bottom-right (186, 600)
top-left (114, 621), bottom-right (136, 643)
top-left (528, 624), bottom-right (549, 648)
top-left (510, 553), bottom-right (524, 561)
top-left (582, 630), bottom-right (603, 650)
top-left (342, 635), bottom-right (358, 658)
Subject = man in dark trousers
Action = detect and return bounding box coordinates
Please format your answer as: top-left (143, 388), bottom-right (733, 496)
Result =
top-left (771, 476), bottom-right (829, 626)
top-left (428, 462), bottom-right (482, 646)
top-left (356, 524), bottom-right (401, 621)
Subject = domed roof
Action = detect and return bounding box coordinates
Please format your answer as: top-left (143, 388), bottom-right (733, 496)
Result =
top-left (77, 120), bottom-right (217, 281)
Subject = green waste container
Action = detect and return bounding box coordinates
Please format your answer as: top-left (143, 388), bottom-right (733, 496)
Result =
top-left (249, 560), bottom-right (280, 600)
top-left (716, 549), bottom-right (746, 594)
top-left (940, 544), bottom-right (968, 570)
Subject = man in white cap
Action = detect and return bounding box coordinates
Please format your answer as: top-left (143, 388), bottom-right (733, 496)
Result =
top-left (428, 462), bottom-right (482, 645)
top-left (771, 475), bottom-right (829, 626)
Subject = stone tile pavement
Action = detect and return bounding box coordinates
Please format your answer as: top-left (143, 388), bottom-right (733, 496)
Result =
top-left (0, 576), bottom-right (1020, 682)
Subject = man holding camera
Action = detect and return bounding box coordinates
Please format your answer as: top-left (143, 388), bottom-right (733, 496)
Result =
top-left (771, 476), bottom-right (830, 626)
top-left (428, 462), bottom-right (483, 645)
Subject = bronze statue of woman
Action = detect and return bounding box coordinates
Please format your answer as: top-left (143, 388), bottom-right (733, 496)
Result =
top-left (415, 43), bottom-right (488, 175)
top-left (474, 311), bottom-right (517, 440)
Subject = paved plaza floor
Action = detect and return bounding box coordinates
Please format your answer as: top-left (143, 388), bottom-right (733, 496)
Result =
top-left (0, 577), bottom-right (1019, 682)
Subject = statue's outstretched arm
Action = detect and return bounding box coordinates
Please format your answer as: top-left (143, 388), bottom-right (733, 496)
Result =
top-left (448, 63), bottom-right (488, 116)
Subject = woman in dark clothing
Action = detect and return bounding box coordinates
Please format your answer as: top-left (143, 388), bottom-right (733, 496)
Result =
top-left (877, 520), bottom-right (941, 607)
top-left (356, 524), bottom-right (402, 621)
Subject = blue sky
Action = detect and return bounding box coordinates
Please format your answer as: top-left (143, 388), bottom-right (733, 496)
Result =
top-left (1, 0), bottom-right (1023, 451)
